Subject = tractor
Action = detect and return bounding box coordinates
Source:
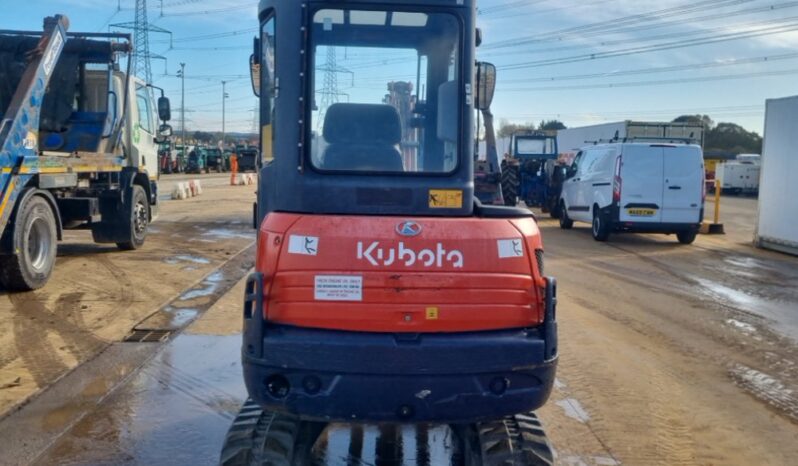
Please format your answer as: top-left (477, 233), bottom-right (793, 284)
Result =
top-left (220, 1), bottom-right (558, 464)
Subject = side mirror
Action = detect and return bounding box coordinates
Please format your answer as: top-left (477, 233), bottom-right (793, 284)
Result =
top-left (250, 54), bottom-right (261, 98)
top-left (475, 61), bottom-right (496, 111)
top-left (158, 97), bottom-right (171, 122)
top-left (475, 28), bottom-right (483, 47)
top-left (155, 124), bottom-right (173, 144)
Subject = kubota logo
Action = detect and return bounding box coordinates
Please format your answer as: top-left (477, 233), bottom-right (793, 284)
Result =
top-left (396, 220), bottom-right (422, 237)
top-left (357, 241), bottom-right (464, 268)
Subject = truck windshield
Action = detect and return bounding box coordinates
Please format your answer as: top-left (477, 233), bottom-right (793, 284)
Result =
top-left (309, 9), bottom-right (461, 174)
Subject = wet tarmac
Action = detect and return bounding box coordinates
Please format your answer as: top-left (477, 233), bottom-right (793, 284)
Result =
top-left (31, 334), bottom-right (466, 466)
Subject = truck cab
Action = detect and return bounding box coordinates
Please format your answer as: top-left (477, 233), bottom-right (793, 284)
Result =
top-left (241, 0), bottom-right (557, 423)
top-left (0, 17), bottom-right (171, 290)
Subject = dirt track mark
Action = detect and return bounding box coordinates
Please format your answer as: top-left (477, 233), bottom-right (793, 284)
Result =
top-left (8, 293), bottom-right (105, 388)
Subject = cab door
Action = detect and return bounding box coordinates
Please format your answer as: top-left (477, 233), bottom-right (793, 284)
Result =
top-left (561, 151), bottom-right (583, 218)
top-left (129, 80), bottom-right (159, 180)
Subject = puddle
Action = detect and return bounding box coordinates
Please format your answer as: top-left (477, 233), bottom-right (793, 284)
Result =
top-left (726, 319), bottom-right (757, 334)
top-left (693, 276), bottom-right (798, 341)
top-left (313, 424), bottom-right (460, 466)
top-left (163, 306), bottom-right (199, 328)
top-left (164, 255), bottom-right (211, 265)
top-left (729, 364), bottom-right (798, 422)
top-left (556, 398), bottom-right (591, 423)
top-left (179, 272), bottom-right (224, 301)
top-left (202, 228), bottom-right (252, 240)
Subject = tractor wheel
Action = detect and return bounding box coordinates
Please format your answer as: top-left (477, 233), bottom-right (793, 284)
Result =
top-left (220, 400), bottom-right (325, 466)
top-left (591, 208), bottom-right (611, 242)
top-left (0, 194), bottom-right (58, 291)
top-left (461, 412), bottom-right (554, 466)
top-left (500, 161), bottom-right (519, 207)
top-left (116, 185), bottom-right (149, 251)
top-left (677, 230), bottom-right (698, 245)
top-left (558, 201), bottom-right (573, 229)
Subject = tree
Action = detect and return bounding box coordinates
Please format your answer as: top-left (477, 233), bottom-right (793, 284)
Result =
top-left (497, 122), bottom-right (536, 138)
top-left (704, 122), bottom-right (762, 154)
top-left (672, 114), bottom-right (714, 130)
top-left (192, 130), bottom-right (214, 143)
top-left (538, 119), bottom-right (566, 131)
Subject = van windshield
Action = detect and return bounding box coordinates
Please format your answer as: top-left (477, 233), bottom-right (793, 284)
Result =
top-left (309, 9), bottom-right (461, 174)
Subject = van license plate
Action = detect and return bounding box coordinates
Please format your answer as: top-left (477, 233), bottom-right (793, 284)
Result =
top-left (627, 208), bottom-right (656, 217)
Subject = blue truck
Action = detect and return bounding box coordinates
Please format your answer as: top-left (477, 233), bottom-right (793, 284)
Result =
top-left (0, 16), bottom-right (172, 290)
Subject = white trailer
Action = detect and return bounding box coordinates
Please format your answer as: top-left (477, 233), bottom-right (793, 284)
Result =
top-left (557, 121), bottom-right (704, 154)
top-left (756, 96), bottom-right (798, 256)
top-left (717, 154), bottom-right (760, 194)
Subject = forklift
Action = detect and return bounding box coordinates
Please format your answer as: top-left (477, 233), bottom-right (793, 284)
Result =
top-left (221, 1), bottom-right (558, 464)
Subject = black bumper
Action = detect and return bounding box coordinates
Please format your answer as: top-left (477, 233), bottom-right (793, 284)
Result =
top-left (241, 275), bottom-right (559, 423)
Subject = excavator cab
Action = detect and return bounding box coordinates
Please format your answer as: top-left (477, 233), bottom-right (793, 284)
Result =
top-left (243, 0), bottom-right (557, 424)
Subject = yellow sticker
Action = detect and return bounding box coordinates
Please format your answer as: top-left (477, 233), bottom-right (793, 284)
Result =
top-left (425, 307), bottom-right (439, 320)
top-left (428, 189), bottom-right (463, 209)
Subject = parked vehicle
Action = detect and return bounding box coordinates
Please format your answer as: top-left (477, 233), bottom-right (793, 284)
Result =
top-left (756, 95), bottom-right (798, 256)
top-left (500, 132), bottom-right (564, 215)
top-left (557, 121), bottom-right (705, 155)
top-left (184, 146), bottom-right (205, 174)
top-left (204, 147), bottom-right (227, 172)
top-left (220, 1), bottom-right (558, 462)
top-left (559, 142), bottom-right (705, 244)
top-left (0, 16), bottom-right (171, 290)
top-left (235, 146), bottom-right (258, 172)
top-left (717, 154), bottom-right (760, 195)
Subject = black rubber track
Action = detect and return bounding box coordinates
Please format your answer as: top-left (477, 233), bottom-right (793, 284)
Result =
top-left (470, 413), bottom-right (554, 466)
top-left (219, 400), bottom-right (325, 466)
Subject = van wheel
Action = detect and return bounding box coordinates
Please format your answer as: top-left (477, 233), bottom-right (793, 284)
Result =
top-left (677, 230), bottom-right (697, 245)
top-left (558, 201), bottom-right (573, 229)
top-left (0, 194), bottom-right (58, 291)
top-left (592, 209), bottom-right (610, 241)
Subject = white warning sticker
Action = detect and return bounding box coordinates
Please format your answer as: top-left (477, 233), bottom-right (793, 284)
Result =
top-left (497, 239), bottom-right (524, 258)
top-left (314, 275), bottom-right (362, 301)
top-left (288, 235), bottom-right (318, 256)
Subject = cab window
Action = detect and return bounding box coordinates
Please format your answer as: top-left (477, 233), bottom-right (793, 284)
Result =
top-left (135, 86), bottom-right (153, 134)
top-left (309, 9), bottom-right (461, 174)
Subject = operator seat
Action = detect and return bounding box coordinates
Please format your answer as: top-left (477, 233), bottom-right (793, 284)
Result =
top-left (321, 103), bottom-right (404, 172)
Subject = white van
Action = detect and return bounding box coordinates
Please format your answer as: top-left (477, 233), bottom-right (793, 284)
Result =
top-left (558, 143), bottom-right (705, 243)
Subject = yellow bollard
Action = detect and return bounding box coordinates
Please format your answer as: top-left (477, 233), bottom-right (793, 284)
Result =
top-left (700, 179), bottom-right (725, 234)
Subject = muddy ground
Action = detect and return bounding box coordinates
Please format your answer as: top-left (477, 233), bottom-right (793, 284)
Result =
top-left (1, 183), bottom-right (797, 465)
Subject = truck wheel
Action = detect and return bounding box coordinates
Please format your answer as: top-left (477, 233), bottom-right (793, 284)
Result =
top-left (116, 185), bottom-right (148, 251)
top-left (220, 400), bottom-right (325, 466)
top-left (501, 161), bottom-right (519, 207)
top-left (591, 208), bottom-right (610, 242)
top-left (462, 412), bottom-right (554, 466)
top-left (677, 230), bottom-right (697, 245)
top-left (0, 194), bottom-right (58, 291)
top-left (559, 201), bottom-right (573, 229)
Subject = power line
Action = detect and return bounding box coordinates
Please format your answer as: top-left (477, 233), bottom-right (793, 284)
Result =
top-left (484, 3), bottom-right (798, 58)
top-left (484, 0), bottom-right (615, 20)
top-left (499, 21), bottom-right (798, 70)
top-left (484, 0), bottom-right (754, 50)
top-left (502, 67), bottom-right (798, 91)
top-left (479, 0), bottom-right (550, 16)
top-left (498, 52), bottom-right (798, 83)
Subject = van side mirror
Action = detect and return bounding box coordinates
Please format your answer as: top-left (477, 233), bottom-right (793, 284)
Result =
top-left (475, 61), bottom-right (496, 111)
top-left (158, 97), bottom-right (171, 122)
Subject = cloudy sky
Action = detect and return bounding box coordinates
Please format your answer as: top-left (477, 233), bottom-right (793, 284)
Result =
top-left (5, 0), bottom-right (798, 134)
